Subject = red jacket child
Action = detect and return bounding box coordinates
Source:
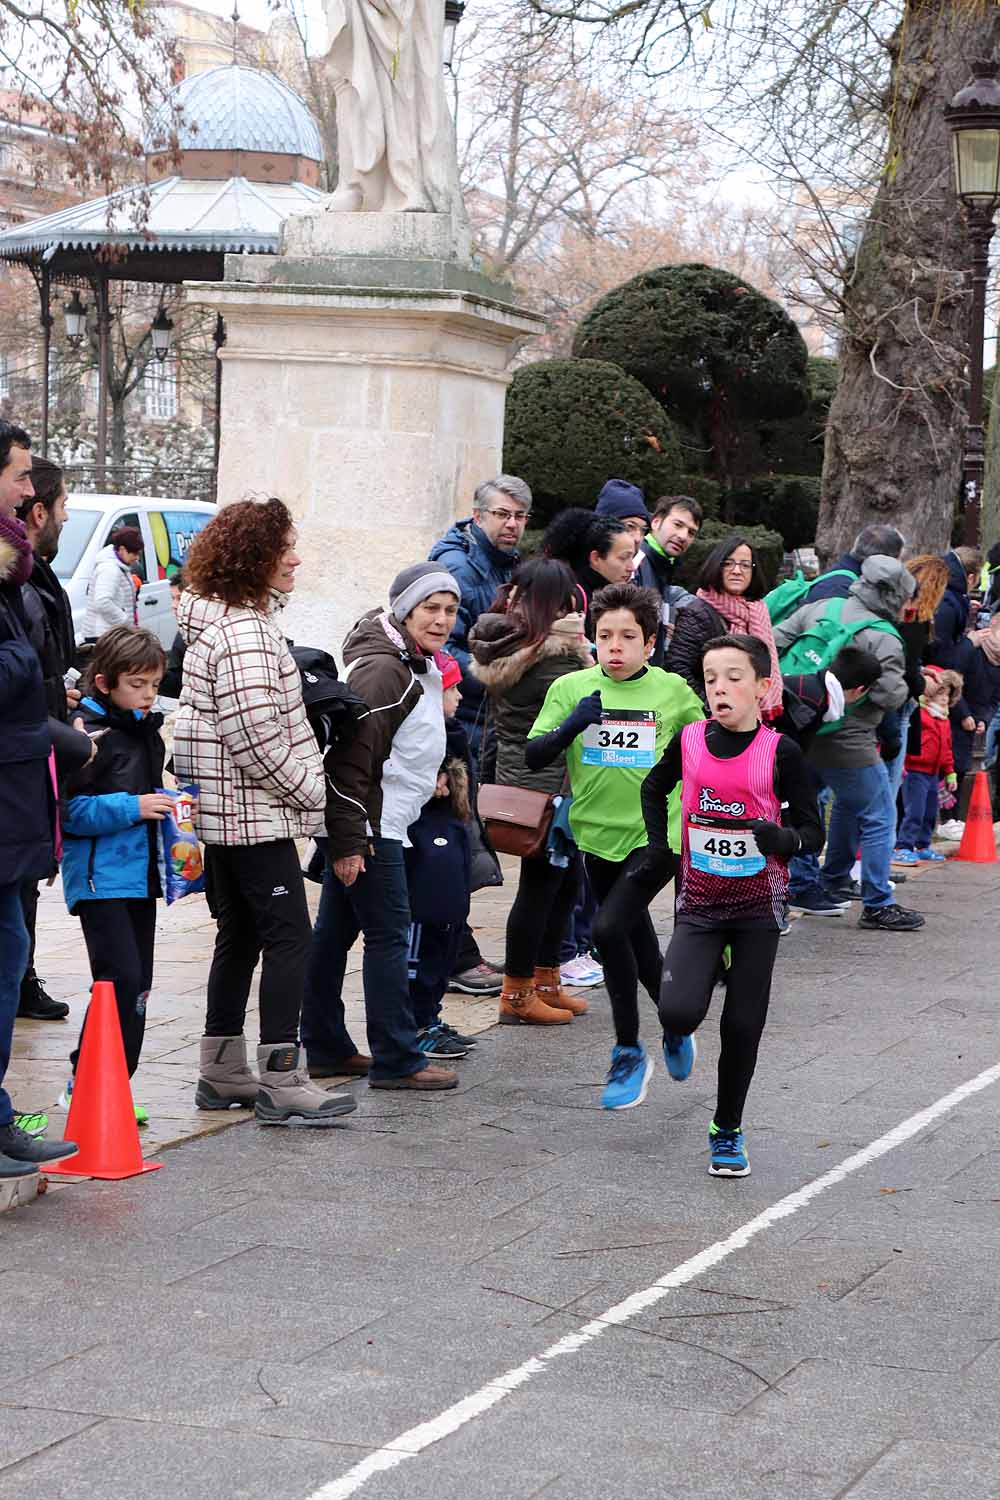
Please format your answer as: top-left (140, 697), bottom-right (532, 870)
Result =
top-left (903, 667), bottom-right (961, 778)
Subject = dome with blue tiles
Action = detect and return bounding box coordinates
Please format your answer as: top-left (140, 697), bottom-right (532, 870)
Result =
top-left (145, 64), bottom-right (323, 163)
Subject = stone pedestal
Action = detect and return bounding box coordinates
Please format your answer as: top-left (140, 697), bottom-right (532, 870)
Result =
top-left (187, 217), bottom-right (542, 657)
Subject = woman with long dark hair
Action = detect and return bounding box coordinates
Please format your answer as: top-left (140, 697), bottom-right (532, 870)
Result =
top-left (470, 556), bottom-right (592, 1025)
top-left (665, 535), bottom-right (782, 718)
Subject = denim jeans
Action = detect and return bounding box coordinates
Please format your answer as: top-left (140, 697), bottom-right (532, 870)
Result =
top-left (788, 762), bottom-right (895, 908)
top-left (986, 703), bottom-right (1000, 769)
top-left (0, 881), bottom-right (31, 1127)
top-left (886, 701), bottom-right (916, 803)
top-left (558, 866), bottom-right (598, 963)
top-left (898, 769), bottom-right (939, 851)
top-left (300, 837), bottom-right (423, 1082)
top-left (787, 771), bottom-right (830, 900)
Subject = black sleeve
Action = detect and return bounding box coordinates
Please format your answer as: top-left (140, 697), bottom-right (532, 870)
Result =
top-left (640, 732), bottom-right (684, 852)
top-left (159, 633), bottom-right (186, 698)
top-left (775, 736), bottom-right (824, 856)
top-left (49, 715), bottom-right (93, 777)
top-left (523, 718), bottom-right (578, 772)
top-left (663, 602), bottom-right (711, 701)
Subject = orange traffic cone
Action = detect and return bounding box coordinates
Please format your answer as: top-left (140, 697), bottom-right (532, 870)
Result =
top-left (44, 980), bottom-right (162, 1180)
top-left (952, 771), bottom-right (998, 864)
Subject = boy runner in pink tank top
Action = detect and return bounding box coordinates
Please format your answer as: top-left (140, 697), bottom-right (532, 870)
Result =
top-left (641, 633), bottom-right (824, 1177)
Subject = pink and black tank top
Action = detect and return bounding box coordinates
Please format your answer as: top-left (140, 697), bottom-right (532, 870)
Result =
top-left (677, 720), bottom-right (787, 926)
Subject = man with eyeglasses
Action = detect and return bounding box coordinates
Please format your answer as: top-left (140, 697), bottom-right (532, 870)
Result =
top-left (428, 476), bottom-right (532, 996)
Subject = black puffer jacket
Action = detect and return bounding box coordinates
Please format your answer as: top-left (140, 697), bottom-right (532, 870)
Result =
top-left (22, 553), bottom-right (75, 720)
top-left (663, 595), bottom-right (725, 703)
top-left (469, 611), bottom-right (591, 795)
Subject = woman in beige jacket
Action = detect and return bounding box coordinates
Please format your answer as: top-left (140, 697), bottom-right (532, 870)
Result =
top-left (174, 497), bottom-right (355, 1128)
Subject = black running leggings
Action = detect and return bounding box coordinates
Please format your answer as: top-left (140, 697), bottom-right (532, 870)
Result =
top-left (585, 848), bottom-right (678, 1049)
top-left (658, 919), bottom-right (780, 1131)
top-left (505, 851), bottom-right (582, 979)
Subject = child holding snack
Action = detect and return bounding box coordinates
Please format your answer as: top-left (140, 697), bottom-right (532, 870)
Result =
top-left (57, 624), bottom-right (169, 1123)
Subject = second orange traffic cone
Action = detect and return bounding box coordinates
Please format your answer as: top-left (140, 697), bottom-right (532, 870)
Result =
top-left (951, 771), bottom-right (998, 864)
top-left (44, 980), bottom-right (162, 1180)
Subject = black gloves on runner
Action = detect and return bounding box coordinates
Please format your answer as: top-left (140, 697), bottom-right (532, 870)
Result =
top-left (629, 846), bottom-right (676, 883)
top-left (746, 819), bottom-right (800, 860)
top-left (524, 690), bottom-right (604, 773)
top-left (564, 690), bottom-right (603, 738)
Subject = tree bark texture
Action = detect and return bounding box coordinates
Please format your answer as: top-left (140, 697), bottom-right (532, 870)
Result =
top-left (817, 2), bottom-right (991, 562)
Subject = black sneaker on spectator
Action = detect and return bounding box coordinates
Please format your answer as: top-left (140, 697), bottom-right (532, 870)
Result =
top-left (17, 976), bottom-right (69, 1021)
top-left (825, 878), bottom-right (862, 902)
top-left (448, 963), bottom-right (502, 996)
top-left (788, 891), bottom-right (848, 917)
top-left (858, 904), bottom-right (925, 932)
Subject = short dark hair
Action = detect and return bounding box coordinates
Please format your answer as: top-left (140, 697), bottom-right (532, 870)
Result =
top-left (652, 493), bottom-right (703, 526)
top-left (16, 455), bottom-right (63, 519)
top-left (697, 534), bottom-right (770, 601)
top-left (82, 624), bottom-right (166, 694)
top-left (0, 419), bottom-right (31, 475)
top-left (542, 507), bottom-right (627, 572)
top-left (591, 582), bottom-right (660, 640)
top-left (853, 523), bottom-right (904, 560)
top-left (111, 525), bottom-right (143, 554)
top-left (169, 566), bottom-right (186, 591)
top-left (829, 644), bottom-right (882, 691)
top-left (701, 632), bottom-right (772, 679)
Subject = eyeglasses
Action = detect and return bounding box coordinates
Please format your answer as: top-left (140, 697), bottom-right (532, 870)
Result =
top-left (723, 559), bottom-right (754, 573)
top-left (482, 507), bottom-right (531, 525)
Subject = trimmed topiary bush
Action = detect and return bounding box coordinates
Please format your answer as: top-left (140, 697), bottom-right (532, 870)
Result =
top-left (673, 520), bottom-right (785, 592)
top-left (721, 475), bottom-right (820, 550)
top-left (503, 358), bottom-right (684, 528)
top-left (572, 263), bottom-right (810, 491)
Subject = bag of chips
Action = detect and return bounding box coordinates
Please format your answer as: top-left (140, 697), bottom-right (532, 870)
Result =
top-left (157, 783), bottom-right (205, 904)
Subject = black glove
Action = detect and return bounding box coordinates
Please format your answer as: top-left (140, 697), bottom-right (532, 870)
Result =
top-left (629, 846), bottom-right (676, 884)
top-left (880, 739), bottom-right (901, 763)
top-left (747, 819), bottom-right (800, 860)
top-left (563, 690), bottom-right (603, 738)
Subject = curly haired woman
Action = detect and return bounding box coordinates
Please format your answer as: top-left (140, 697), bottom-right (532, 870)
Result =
top-left (174, 497), bottom-right (355, 1128)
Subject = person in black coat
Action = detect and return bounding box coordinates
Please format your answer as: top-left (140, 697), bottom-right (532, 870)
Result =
top-left (932, 547), bottom-right (980, 669)
top-left (158, 571), bottom-right (188, 699)
top-left (0, 422), bottom-right (85, 1175)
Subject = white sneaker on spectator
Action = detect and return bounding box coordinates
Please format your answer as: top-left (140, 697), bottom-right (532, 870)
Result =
top-left (560, 955), bottom-right (604, 988)
top-left (938, 819), bottom-right (965, 840)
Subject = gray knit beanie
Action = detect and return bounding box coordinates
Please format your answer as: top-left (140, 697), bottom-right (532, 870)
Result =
top-left (389, 562), bottom-right (461, 622)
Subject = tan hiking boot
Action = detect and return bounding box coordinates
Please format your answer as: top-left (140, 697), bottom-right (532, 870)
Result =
top-left (499, 975), bottom-right (572, 1025)
top-left (255, 1045), bottom-right (357, 1126)
top-left (369, 1065), bottom-right (458, 1091)
top-left (534, 966), bottom-right (589, 1017)
top-left (195, 1035), bottom-right (259, 1111)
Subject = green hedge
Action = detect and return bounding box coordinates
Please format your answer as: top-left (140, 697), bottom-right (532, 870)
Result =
top-left (720, 475), bottom-right (820, 549)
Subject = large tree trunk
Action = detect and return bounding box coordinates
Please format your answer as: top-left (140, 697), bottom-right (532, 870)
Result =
top-left (817, 3), bottom-right (989, 562)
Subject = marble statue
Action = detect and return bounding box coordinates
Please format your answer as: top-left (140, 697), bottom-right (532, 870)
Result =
top-left (324, 0), bottom-right (461, 214)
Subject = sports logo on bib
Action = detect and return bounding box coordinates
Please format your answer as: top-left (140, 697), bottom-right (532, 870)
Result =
top-left (581, 709), bottom-right (657, 768)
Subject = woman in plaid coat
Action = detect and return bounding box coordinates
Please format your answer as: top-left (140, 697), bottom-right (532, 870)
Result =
top-left (174, 498), bottom-right (355, 1129)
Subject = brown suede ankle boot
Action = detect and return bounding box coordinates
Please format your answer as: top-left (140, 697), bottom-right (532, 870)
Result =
top-left (499, 975), bottom-right (573, 1025)
top-left (534, 966), bottom-right (589, 1017)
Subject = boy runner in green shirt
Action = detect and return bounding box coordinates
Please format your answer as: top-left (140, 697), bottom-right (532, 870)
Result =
top-left (525, 582), bottom-right (704, 1111)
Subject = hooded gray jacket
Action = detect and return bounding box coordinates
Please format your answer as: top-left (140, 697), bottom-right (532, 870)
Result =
top-left (773, 555), bottom-right (915, 769)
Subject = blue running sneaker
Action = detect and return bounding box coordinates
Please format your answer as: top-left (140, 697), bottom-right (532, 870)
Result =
top-left (915, 847), bottom-right (946, 862)
top-left (708, 1122), bottom-right (750, 1177)
top-left (662, 1031), bottom-right (696, 1082)
top-left (601, 1044), bottom-right (653, 1110)
top-left (891, 848), bottom-right (921, 866)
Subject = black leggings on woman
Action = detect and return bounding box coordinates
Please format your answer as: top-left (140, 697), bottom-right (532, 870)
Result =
top-left (585, 848), bottom-right (678, 1049)
top-left (658, 919), bottom-right (780, 1131)
top-left (505, 851), bottom-right (582, 978)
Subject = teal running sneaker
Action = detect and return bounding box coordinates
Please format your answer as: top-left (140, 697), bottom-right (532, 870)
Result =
top-left (12, 1110), bottom-right (48, 1138)
top-left (662, 1032), bottom-right (696, 1082)
top-left (915, 847), bottom-right (946, 862)
top-left (601, 1044), bottom-right (653, 1110)
top-left (708, 1122), bottom-right (750, 1177)
top-left (891, 848), bottom-right (921, 866)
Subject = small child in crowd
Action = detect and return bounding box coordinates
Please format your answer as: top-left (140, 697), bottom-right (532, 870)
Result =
top-left (642, 633), bottom-right (824, 1178)
top-left (894, 666), bottom-right (962, 865)
top-left (777, 643), bottom-right (883, 749)
top-left (58, 624), bottom-right (170, 1122)
top-left (404, 655), bottom-right (478, 1059)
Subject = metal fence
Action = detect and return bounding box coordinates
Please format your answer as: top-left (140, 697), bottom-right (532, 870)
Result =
top-left (63, 465), bottom-right (217, 505)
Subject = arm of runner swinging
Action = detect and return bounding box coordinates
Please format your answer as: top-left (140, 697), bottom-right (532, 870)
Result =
top-left (640, 732), bottom-right (683, 854)
top-left (524, 690), bottom-right (603, 772)
top-left (749, 737), bottom-right (825, 859)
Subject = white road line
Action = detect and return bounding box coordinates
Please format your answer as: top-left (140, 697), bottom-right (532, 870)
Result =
top-left (306, 1058), bottom-right (1000, 1500)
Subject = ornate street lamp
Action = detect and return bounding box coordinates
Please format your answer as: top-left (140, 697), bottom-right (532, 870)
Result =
top-left (63, 289), bottom-right (88, 346)
top-left (443, 0), bottom-right (465, 70)
top-left (150, 306), bottom-right (175, 363)
top-left (945, 57), bottom-right (1000, 543)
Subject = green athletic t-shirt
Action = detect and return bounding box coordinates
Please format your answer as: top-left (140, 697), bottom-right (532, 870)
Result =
top-left (529, 664), bottom-right (705, 862)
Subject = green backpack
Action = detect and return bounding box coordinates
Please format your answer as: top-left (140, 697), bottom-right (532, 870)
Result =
top-left (778, 596), bottom-right (900, 734)
top-left (764, 567), bottom-right (857, 626)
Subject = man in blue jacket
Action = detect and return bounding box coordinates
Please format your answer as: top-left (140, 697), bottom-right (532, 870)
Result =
top-left (0, 420), bottom-right (80, 1178)
top-left (428, 475), bottom-right (532, 753)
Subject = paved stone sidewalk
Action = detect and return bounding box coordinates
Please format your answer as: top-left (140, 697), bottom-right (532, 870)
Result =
top-left (4, 842), bottom-right (1000, 1499)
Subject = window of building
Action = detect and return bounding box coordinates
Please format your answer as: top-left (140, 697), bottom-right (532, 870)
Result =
top-left (143, 359), bottom-right (177, 421)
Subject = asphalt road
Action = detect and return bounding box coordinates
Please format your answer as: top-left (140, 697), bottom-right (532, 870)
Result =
top-left (2, 857), bottom-right (999, 1500)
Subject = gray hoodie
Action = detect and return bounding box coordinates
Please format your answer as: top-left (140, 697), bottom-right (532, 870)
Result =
top-left (773, 555), bottom-right (916, 768)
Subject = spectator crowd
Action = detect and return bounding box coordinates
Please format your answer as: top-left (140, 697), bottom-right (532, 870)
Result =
top-left (2, 418), bottom-right (996, 1184)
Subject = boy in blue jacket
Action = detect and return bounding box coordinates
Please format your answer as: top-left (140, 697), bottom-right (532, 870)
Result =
top-left (59, 625), bottom-right (169, 1120)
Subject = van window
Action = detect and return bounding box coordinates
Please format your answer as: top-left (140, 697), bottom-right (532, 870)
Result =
top-left (104, 513), bottom-right (146, 582)
top-left (52, 509), bottom-right (101, 580)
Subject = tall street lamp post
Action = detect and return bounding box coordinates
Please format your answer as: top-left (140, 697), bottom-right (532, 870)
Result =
top-left (945, 58), bottom-right (1000, 545)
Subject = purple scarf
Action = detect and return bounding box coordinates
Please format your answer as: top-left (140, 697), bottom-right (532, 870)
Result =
top-left (0, 512), bottom-right (33, 586)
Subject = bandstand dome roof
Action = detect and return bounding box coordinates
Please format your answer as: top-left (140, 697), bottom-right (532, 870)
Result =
top-left (144, 64), bottom-right (323, 163)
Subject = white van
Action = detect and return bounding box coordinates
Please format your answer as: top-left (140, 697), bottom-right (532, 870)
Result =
top-left (56, 494), bottom-right (216, 648)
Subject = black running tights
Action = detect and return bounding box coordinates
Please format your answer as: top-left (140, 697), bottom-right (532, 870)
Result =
top-left (585, 848), bottom-right (677, 1049)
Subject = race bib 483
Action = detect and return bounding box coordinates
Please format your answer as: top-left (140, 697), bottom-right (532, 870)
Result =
top-left (687, 821), bottom-right (764, 878)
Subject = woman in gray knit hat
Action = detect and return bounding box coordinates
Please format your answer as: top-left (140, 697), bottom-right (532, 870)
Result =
top-left (300, 563), bottom-right (465, 1090)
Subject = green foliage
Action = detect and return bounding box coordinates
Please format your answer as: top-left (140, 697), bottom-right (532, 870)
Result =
top-left (721, 475), bottom-right (820, 550)
top-left (675, 474), bottom-right (721, 518)
top-left (503, 358), bottom-right (683, 527)
top-left (753, 357), bottom-right (837, 479)
top-left (673, 520), bottom-right (786, 592)
top-left (571, 263), bottom-right (810, 486)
